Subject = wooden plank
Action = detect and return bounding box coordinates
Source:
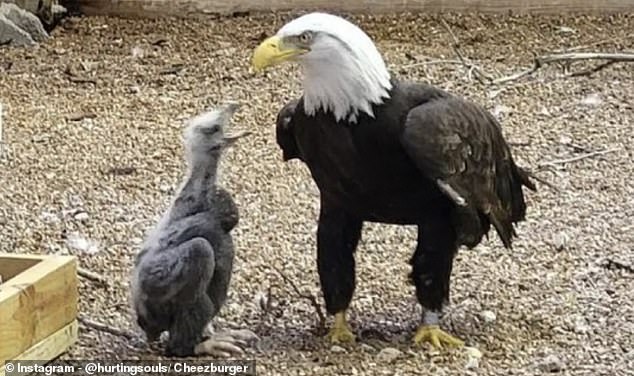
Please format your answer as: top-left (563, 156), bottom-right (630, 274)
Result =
top-left (70, 0), bottom-right (634, 19)
top-left (0, 257), bottom-right (42, 283)
top-left (0, 320), bottom-right (79, 376)
top-left (0, 254), bottom-right (78, 364)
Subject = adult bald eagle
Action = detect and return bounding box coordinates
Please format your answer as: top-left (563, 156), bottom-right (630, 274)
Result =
top-left (252, 12), bottom-right (536, 348)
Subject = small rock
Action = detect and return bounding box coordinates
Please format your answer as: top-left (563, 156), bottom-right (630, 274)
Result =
top-left (573, 316), bottom-right (590, 334)
top-left (0, 14), bottom-right (34, 46)
top-left (465, 357), bottom-right (479, 369)
top-left (538, 106), bottom-right (552, 116)
top-left (465, 346), bottom-right (483, 358)
top-left (464, 347), bottom-right (482, 370)
top-left (376, 347), bottom-right (402, 363)
top-left (558, 135), bottom-right (572, 145)
top-left (40, 211), bottom-right (59, 223)
top-left (253, 290), bottom-right (269, 312)
top-left (552, 232), bottom-right (568, 252)
top-left (359, 343), bottom-right (375, 352)
top-left (74, 212), bottom-right (89, 221)
top-left (556, 26), bottom-right (576, 34)
top-left (131, 46), bottom-right (145, 58)
top-left (32, 133), bottom-right (51, 143)
top-left (0, 3), bottom-right (48, 42)
top-left (579, 93), bottom-right (602, 107)
top-left (537, 354), bottom-right (564, 372)
top-left (487, 89), bottom-right (502, 99)
top-left (330, 345), bottom-right (346, 353)
top-left (52, 3), bottom-right (67, 19)
top-left (492, 104), bottom-right (511, 118)
top-left (480, 310), bottom-right (496, 323)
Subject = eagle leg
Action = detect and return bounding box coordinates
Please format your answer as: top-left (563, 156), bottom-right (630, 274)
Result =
top-left (316, 201), bottom-right (363, 344)
top-left (326, 312), bottom-right (356, 344)
top-left (409, 217), bottom-right (464, 350)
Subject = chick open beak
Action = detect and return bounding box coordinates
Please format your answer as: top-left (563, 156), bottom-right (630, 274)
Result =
top-left (223, 130), bottom-right (252, 146)
top-left (252, 36), bottom-right (308, 72)
top-left (220, 101), bottom-right (241, 116)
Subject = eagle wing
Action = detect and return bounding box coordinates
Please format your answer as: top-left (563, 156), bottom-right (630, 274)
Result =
top-left (276, 98), bottom-right (302, 162)
top-left (400, 96), bottom-right (536, 248)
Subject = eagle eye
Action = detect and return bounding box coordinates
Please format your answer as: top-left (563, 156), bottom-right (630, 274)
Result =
top-left (298, 31), bottom-right (313, 43)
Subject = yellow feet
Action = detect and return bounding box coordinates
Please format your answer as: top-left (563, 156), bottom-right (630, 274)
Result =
top-left (413, 325), bottom-right (464, 349)
top-left (326, 312), bottom-right (355, 344)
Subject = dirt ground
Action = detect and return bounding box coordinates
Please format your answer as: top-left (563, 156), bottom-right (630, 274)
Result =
top-left (0, 10), bottom-right (632, 376)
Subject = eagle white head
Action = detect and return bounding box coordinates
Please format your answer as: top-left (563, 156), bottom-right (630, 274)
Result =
top-left (252, 12), bottom-right (393, 123)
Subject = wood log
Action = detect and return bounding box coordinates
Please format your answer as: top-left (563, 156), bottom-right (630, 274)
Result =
top-left (67, 0), bottom-right (634, 19)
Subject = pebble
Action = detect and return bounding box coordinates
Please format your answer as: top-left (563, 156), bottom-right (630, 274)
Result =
top-left (579, 93), bottom-right (603, 107)
top-left (480, 310), bottom-right (497, 323)
top-left (376, 347), bottom-right (402, 363)
top-left (492, 104), bottom-right (512, 118)
top-left (537, 354), bottom-right (564, 372)
top-left (465, 346), bottom-right (483, 369)
top-left (253, 290), bottom-right (269, 311)
top-left (552, 232), bottom-right (569, 252)
top-left (573, 316), bottom-right (591, 334)
top-left (40, 211), bottom-right (59, 223)
top-left (74, 212), bottom-right (90, 222)
top-left (465, 357), bottom-right (479, 369)
top-left (330, 345), bottom-right (346, 353)
top-left (557, 26), bottom-right (576, 34)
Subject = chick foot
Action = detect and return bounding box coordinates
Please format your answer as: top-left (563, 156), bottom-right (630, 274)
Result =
top-left (413, 325), bottom-right (464, 349)
top-left (195, 326), bottom-right (259, 357)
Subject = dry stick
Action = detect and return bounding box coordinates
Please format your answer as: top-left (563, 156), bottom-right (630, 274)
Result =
top-left (439, 18), bottom-right (493, 85)
top-left (78, 315), bottom-right (136, 340)
top-left (63, 66), bottom-right (97, 85)
top-left (538, 148), bottom-right (620, 168)
top-left (493, 52), bottom-right (634, 85)
top-left (78, 267), bottom-right (109, 285)
top-left (399, 59), bottom-right (463, 70)
top-left (525, 170), bottom-right (560, 192)
top-left (604, 259), bottom-right (634, 274)
top-left (272, 266), bottom-right (326, 331)
top-left (568, 60), bottom-right (619, 77)
top-left (553, 37), bottom-right (625, 53)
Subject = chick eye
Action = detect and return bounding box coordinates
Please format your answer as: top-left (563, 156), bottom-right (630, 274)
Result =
top-left (298, 31), bottom-right (312, 43)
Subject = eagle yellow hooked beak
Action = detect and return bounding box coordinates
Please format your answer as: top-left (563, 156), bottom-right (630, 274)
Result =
top-left (251, 36), bottom-right (308, 72)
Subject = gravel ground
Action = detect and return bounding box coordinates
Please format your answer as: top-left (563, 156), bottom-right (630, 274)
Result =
top-left (1, 11), bottom-right (633, 376)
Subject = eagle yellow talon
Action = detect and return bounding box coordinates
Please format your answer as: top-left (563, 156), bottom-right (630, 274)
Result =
top-left (326, 312), bottom-right (355, 344)
top-left (413, 325), bottom-right (464, 349)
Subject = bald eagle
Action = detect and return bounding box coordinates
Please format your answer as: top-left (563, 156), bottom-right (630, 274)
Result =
top-left (252, 12), bottom-right (536, 348)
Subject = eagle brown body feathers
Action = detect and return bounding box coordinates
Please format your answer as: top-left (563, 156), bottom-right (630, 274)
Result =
top-left (277, 80), bottom-right (536, 251)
